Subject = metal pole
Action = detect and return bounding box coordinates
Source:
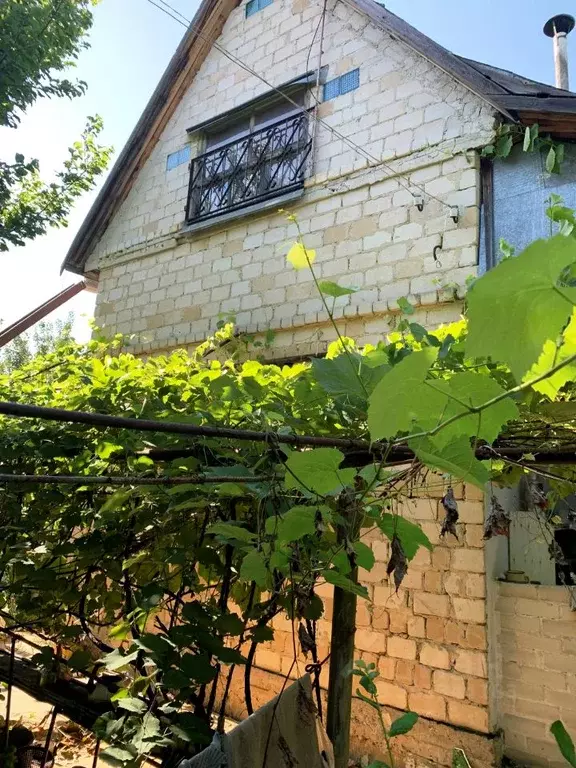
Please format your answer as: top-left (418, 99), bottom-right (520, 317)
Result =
top-left (554, 31), bottom-right (570, 90)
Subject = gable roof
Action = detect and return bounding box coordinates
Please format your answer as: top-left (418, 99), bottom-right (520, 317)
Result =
top-left (62, 0), bottom-right (576, 275)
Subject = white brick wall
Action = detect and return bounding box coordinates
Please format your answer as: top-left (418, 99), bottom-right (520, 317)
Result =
top-left (87, 0), bottom-right (497, 353)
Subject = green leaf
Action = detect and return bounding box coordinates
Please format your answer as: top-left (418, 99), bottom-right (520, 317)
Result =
top-left (99, 489), bottom-right (132, 515)
top-left (135, 633), bottom-right (175, 657)
top-left (429, 372), bottom-right (519, 448)
top-left (311, 353), bottom-right (389, 401)
top-left (67, 649), bottom-right (92, 671)
top-left (214, 613), bottom-right (244, 636)
top-left (410, 435), bottom-right (489, 489)
top-left (551, 721), bottom-right (576, 767)
top-left (367, 348), bottom-right (439, 441)
top-left (302, 593), bottom-right (324, 620)
top-left (239, 549), bottom-right (268, 587)
top-left (523, 126), bottom-right (531, 152)
top-left (466, 236), bottom-right (576, 380)
top-left (317, 280), bottom-right (358, 297)
top-left (265, 506), bottom-right (316, 542)
top-left (285, 448), bottom-right (356, 495)
top-left (452, 749), bottom-right (472, 768)
top-left (397, 297), bottom-right (415, 315)
top-left (162, 669), bottom-right (189, 689)
top-left (323, 569), bottom-right (369, 599)
top-left (101, 648), bottom-right (140, 671)
top-left (354, 541), bottom-right (375, 571)
top-left (546, 146), bottom-right (557, 174)
top-left (495, 133), bottom-right (513, 157)
top-left (377, 514), bottom-right (432, 560)
top-left (117, 697), bottom-right (147, 714)
top-left (367, 762), bottom-right (389, 768)
top-left (389, 711), bottom-right (418, 737)
top-left (171, 713), bottom-right (212, 745)
top-left (207, 522), bottom-right (256, 543)
top-left (179, 653), bottom-right (217, 683)
top-left (100, 746), bottom-right (136, 764)
top-left (526, 310), bottom-right (576, 398)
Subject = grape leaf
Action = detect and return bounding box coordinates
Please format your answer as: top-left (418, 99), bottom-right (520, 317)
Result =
top-left (377, 514), bottom-right (432, 560)
top-left (429, 372), bottom-right (519, 447)
top-left (410, 435), bottom-right (490, 489)
top-left (317, 280), bottom-right (358, 297)
top-left (466, 236), bottom-right (576, 381)
top-left (311, 352), bottom-right (389, 401)
top-left (265, 506), bottom-right (316, 542)
top-left (322, 569), bottom-right (369, 598)
top-left (239, 549), bottom-right (268, 587)
top-left (117, 698), bottom-right (147, 714)
top-left (367, 348), bottom-right (439, 441)
top-left (207, 522), bottom-right (256, 543)
top-left (354, 541), bottom-right (375, 570)
top-left (526, 310), bottom-right (576, 399)
top-left (101, 647), bottom-right (140, 671)
top-left (285, 448), bottom-right (356, 495)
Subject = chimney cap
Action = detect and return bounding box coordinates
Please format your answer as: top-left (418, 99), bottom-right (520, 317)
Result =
top-left (544, 14), bottom-right (575, 37)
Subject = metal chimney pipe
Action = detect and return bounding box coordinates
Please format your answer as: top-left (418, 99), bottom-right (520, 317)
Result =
top-left (544, 14), bottom-right (575, 90)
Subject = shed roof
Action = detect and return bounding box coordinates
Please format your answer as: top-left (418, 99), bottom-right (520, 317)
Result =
top-left (62, 0), bottom-right (576, 275)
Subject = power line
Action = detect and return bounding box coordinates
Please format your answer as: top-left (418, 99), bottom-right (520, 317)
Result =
top-left (144, 0), bottom-right (454, 210)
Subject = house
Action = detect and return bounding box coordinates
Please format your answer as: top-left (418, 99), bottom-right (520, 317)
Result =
top-left (62, 1), bottom-right (576, 764)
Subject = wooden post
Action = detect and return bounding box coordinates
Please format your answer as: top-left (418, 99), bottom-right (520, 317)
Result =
top-left (326, 577), bottom-right (357, 768)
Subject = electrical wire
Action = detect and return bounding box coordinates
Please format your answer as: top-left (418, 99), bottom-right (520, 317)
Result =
top-left (144, 0), bottom-right (456, 210)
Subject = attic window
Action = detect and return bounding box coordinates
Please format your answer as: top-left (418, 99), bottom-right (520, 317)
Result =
top-left (245, 0), bottom-right (272, 18)
top-left (186, 97), bottom-right (311, 224)
top-left (323, 69), bottom-right (360, 101)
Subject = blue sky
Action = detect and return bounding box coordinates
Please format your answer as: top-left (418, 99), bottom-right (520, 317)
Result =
top-left (1, 0), bottom-right (573, 338)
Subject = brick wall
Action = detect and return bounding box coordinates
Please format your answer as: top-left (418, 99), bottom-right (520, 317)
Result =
top-left (495, 582), bottom-right (576, 767)
top-left (223, 480), bottom-right (499, 766)
top-left (85, 0), bottom-right (496, 355)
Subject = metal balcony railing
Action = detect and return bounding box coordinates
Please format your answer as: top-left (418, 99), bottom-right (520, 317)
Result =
top-left (186, 112), bottom-right (312, 224)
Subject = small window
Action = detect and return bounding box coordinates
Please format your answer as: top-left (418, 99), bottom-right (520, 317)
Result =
top-left (166, 145), bottom-right (191, 171)
top-left (323, 68), bottom-right (360, 101)
top-left (245, 0), bottom-right (272, 18)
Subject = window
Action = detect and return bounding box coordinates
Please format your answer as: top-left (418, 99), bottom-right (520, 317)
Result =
top-left (323, 69), bottom-right (360, 101)
top-left (186, 97), bottom-right (312, 224)
top-left (245, 0), bottom-right (272, 18)
top-left (166, 145), bottom-right (191, 171)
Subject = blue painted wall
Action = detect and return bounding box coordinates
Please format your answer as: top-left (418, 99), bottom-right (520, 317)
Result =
top-left (480, 143), bottom-right (576, 273)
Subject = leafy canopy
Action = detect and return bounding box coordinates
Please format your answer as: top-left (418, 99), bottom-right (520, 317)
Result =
top-left (0, 0), bottom-right (111, 252)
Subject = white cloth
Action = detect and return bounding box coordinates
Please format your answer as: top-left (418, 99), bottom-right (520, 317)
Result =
top-left (184, 675), bottom-right (334, 768)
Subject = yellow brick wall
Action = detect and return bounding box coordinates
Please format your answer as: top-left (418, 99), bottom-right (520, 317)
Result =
top-left (225, 479), bottom-right (495, 767)
top-left (495, 582), bottom-right (576, 767)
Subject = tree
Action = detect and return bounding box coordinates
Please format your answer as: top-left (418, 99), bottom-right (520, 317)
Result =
top-left (0, 0), bottom-right (112, 252)
top-left (0, 312), bottom-right (74, 372)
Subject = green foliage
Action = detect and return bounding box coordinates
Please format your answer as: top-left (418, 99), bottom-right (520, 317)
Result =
top-left (0, 313), bottom-right (74, 373)
top-left (0, 0), bottom-right (112, 252)
top-left (5, 213), bottom-right (576, 762)
top-left (551, 721), bottom-right (576, 767)
top-left (466, 236), bottom-right (576, 381)
top-left (353, 659), bottom-right (418, 768)
top-left (284, 447), bottom-right (356, 495)
top-left (482, 122), bottom-right (564, 174)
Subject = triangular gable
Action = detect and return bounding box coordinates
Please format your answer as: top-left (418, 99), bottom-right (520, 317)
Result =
top-left (62, 0), bottom-right (570, 275)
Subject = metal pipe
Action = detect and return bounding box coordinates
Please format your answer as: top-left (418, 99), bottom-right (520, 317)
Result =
top-left (554, 31), bottom-right (570, 90)
top-left (0, 281), bottom-right (88, 350)
top-left (544, 14), bottom-right (575, 90)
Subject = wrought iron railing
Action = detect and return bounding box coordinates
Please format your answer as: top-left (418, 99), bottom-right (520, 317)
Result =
top-left (186, 112), bottom-right (312, 224)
